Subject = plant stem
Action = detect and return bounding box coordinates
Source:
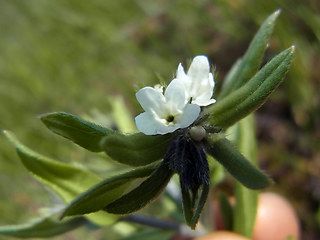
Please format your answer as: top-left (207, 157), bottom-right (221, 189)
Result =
top-left (121, 214), bottom-right (180, 231)
top-left (121, 214), bottom-right (206, 237)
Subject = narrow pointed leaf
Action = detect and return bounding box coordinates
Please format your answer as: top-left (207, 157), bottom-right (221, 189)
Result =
top-left (219, 10), bottom-right (281, 98)
top-left (40, 112), bottom-right (171, 161)
top-left (206, 137), bottom-right (271, 189)
top-left (204, 46), bottom-right (295, 128)
top-left (0, 216), bottom-right (87, 238)
top-left (2, 130), bottom-right (116, 225)
top-left (163, 135), bottom-right (210, 229)
top-left (40, 112), bottom-right (113, 152)
top-left (105, 162), bottom-right (174, 214)
top-left (62, 162), bottom-right (160, 218)
top-left (181, 184), bottom-right (209, 229)
top-left (3, 130), bottom-right (101, 202)
top-left (192, 185), bottom-right (209, 229)
top-left (229, 115), bottom-right (259, 237)
top-left (100, 133), bottom-right (171, 166)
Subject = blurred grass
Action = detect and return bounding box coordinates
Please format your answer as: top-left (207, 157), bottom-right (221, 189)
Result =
top-left (0, 0), bottom-right (319, 239)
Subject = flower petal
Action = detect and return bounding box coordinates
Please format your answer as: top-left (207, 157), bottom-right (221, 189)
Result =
top-left (176, 63), bottom-right (187, 80)
top-left (193, 97), bottom-right (216, 107)
top-left (135, 112), bottom-right (162, 135)
top-left (187, 55), bottom-right (210, 81)
top-left (136, 87), bottom-right (166, 114)
top-left (135, 112), bottom-right (180, 135)
top-left (164, 78), bottom-right (187, 109)
top-left (209, 72), bottom-right (215, 89)
top-left (191, 73), bottom-right (216, 106)
top-left (175, 104), bottom-right (201, 128)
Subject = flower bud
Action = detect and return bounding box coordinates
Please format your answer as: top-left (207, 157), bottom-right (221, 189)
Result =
top-left (190, 126), bottom-right (206, 142)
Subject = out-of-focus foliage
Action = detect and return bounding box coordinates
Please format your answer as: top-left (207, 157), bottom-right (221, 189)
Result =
top-left (0, 0), bottom-right (319, 239)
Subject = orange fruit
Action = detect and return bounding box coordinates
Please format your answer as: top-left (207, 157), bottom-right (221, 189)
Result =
top-left (194, 231), bottom-right (250, 240)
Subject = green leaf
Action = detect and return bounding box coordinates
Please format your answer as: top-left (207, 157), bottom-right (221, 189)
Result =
top-left (218, 193), bottom-right (233, 231)
top-left (181, 183), bottom-right (209, 230)
top-left (2, 130), bottom-right (116, 225)
top-left (0, 216), bottom-right (87, 238)
top-left (61, 161), bottom-right (160, 218)
top-left (228, 115), bottom-right (259, 237)
top-left (204, 46), bottom-right (295, 128)
top-left (40, 112), bottom-right (171, 165)
top-left (100, 133), bottom-right (171, 166)
top-left (40, 112), bottom-right (113, 152)
top-left (109, 96), bottom-right (137, 133)
top-left (3, 130), bottom-right (101, 202)
top-left (105, 162), bottom-right (174, 214)
top-left (205, 137), bottom-right (271, 189)
top-left (208, 155), bottom-right (225, 186)
top-left (218, 10), bottom-right (281, 98)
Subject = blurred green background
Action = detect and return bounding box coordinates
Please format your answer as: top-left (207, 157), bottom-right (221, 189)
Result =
top-left (0, 0), bottom-right (319, 239)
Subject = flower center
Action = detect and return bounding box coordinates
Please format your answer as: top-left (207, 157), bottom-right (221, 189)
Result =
top-left (166, 115), bottom-right (175, 123)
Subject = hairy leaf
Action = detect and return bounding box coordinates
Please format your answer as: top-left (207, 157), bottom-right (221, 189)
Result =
top-left (100, 133), bottom-right (171, 166)
top-left (181, 183), bottom-right (209, 230)
top-left (61, 162), bottom-right (160, 218)
top-left (40, 112), bottom-right (113, 152)
top-left (204, 46), bottom-right (295, 128)
top-left (105, 162), bottom-right (174, 214)
top-left (219, 10), bottom-right (281, 98)
top-left (206, 137), bottom-right (271, 189)
top-left (2, 130), bottom-right (116, 225)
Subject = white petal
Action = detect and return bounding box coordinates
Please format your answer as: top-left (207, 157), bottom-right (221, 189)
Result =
top-left (187, 55), bottom-right (210, 81)
top-left (156, 125), bottom-right (181, 135)
top-left (135, 112), bottom-right (162, 135)
top-left (164, 78), bottom-right (187, 109)
top-left (176, 63), bottom-right (187, 79)
top-left (209, 72), bottom-right (215, 89)
top-left (135, 112), bottom-right (180, 135)
top-left (191, 73), bottom-right (216, 106)
top-left (175, 104), bottom-right (201, 128)
top-left (136, 87), bottom-right (166, 114)
top-left (193, 97), bottom-right (216, 106)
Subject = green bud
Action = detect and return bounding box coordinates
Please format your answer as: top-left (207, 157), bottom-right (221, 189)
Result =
top-left (189, 126), bottom-right (206, 142)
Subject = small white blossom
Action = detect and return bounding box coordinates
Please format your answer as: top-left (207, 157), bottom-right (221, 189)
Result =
top-left (176, 55), bottom-right (216, 106)
top-left (135, 79), bottom-right (200, 135)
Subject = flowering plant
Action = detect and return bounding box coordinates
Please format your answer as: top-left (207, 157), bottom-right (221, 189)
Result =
top-left (135, 55), bottom-right (214, 135)
top-left (1, 10), bottom-right (295, 239)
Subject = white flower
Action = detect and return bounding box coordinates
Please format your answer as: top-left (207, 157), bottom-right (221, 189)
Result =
top-left (135, 79), bottom-right (200, 135)
top-left (176, 55), bottom-right (216, 106)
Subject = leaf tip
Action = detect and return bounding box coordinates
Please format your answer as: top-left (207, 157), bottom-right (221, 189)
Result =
top-left (38, 112), bottom-right (51, 121)
top-left (275, 8), bottom-right (282, 15)
top-left (291, 45), bottom-right (296, 52)
top-left (59, 212), bottom-right (66, 221)
top-left (2, 130), bottom-right (14, 141)
top-left (256, 173), bottom-right (274, 189)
